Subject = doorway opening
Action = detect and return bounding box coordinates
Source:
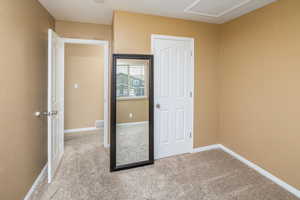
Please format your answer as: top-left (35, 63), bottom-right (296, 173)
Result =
top-left (62, 38), bottom-right (110, 149)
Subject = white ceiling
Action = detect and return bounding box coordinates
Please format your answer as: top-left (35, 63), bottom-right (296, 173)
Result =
top-left (38, 0), bottom-right (276, 25)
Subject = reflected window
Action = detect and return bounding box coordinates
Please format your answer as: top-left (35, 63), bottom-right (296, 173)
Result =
top-left (116, 65), bottom-right (146, 99)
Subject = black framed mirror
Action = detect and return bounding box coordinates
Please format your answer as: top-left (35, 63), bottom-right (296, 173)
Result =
top-left (110, 54), bottom-right (154, 171)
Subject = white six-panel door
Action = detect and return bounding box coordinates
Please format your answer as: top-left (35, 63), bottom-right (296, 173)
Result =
top-left (152, 35), bottom-right (194, 159)
top-left (48, 29), bottom-right (64, 183)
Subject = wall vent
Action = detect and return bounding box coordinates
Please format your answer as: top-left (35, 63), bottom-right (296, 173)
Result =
top-left (95, 120), bottom-right (104, 128)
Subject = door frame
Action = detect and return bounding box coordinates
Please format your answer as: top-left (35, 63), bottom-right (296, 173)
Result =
top-left (151, 34), bottom-right (195, 159)
top-left (62, 38), bottom-right (110, 148)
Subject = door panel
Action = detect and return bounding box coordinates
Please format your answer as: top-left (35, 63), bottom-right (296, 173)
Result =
top-left (159, 108), bottom-right (170, 144)
top-left (48, 29), bottom-right (64, 183)
top-left (153, 37), bottom-right (193, 159)
top-left (175, 107), bottom-right (185, 141)
top-left (160, 49), bottom-right (170, 97)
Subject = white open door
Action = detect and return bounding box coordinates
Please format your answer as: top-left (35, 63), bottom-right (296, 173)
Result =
top-left (48, 29), bottom-right (64, 183)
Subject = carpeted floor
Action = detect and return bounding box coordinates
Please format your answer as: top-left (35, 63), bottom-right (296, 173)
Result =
top-left (30, 130), bottom-right (299, 200)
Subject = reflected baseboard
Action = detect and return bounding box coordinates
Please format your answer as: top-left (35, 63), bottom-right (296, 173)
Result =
top-left (116, 121), bottom-right (148, 127)
top-left (64, 127), bottom-right (101, 133)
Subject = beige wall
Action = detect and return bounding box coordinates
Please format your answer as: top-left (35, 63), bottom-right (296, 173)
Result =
top-left (55, 20), bottom-right (112, 41)
top-left (0, 0), bottom-right (54, 200)
top-left (117, 99), bottom-right (149, 123)
top-left (65, 44), bottom-right (104, 129)
top-left (219, 0), bottom-right (300, 189)
top-left (113, 11), bottom-right (220, 147)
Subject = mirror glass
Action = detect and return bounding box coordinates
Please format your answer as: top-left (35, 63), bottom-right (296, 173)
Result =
top-left (115, 59), bottom-right (150, 166)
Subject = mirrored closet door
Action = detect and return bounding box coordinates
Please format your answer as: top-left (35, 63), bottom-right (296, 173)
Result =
top-left (110, 54), bottom-right (154, 171)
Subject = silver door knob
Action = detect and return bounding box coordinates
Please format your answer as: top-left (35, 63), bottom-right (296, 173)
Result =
top-left (35, 112), bottom-right (42, 117)
top-left (35, 111), bottom-right (58, 117)
top-left (156, 104), bottom-right (160, 109)
top-left (35, 111), bottom-right (49, 118)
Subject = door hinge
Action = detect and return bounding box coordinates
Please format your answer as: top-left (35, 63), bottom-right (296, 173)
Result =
top-left (189, 132), bottom-right (192, 138)
top-left (189, 91), bottom-right (193, 98)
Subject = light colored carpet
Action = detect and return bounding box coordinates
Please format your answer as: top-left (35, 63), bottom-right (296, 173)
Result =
top-left (30, 130), bottom-right (299, 200)
top-left (116, 123), bottom-right (149, 166)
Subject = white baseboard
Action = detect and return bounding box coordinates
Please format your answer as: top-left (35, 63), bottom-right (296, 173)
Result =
top-left (64, 127), bottom-right (99, 133)
top-left (193, 144), bottom-right (300, 198)
top-left (24, 163), bottom-right (48, 200)
top-left (116, 121), bottom-right (148, 127)
top-left (193, 144), bottom-right (220, 153)
top-left (218, 144), bottom-right (300, 198)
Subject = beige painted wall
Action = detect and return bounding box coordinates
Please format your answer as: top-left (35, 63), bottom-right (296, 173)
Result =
top-left (65, 44), bottom-right (104, 129)
top-left (0, 0), bottom-right (54, 200)
top-left (117, 99), bottom-right (149, 123)
top-left (55, 20), bottom-right (112, 41)
top-left (219, 0), bottom-right (300, 189)
top-left (113, 11), bottom-right (220, 147)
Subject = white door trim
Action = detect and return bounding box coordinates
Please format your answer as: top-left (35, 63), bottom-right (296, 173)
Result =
top-left (62, 38), bottom-right (110, 148)
top-left (151, 34), bottom-right (195, 159)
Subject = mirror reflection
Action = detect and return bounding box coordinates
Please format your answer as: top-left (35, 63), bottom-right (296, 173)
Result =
top-left (116, 59), bottom-right (149, 166)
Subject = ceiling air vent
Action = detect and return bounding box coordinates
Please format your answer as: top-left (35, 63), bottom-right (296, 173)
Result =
top-left (185, 0), bottom-right (252, 18)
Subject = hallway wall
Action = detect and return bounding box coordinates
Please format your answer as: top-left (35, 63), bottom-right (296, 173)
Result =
top-left (0, 0), bottom-right (54, 200)
top-left (65, 43), bottom-right (104, 129)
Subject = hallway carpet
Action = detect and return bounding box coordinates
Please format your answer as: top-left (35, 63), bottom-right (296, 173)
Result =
top-left (31, 130), bottom-right (298, 200)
